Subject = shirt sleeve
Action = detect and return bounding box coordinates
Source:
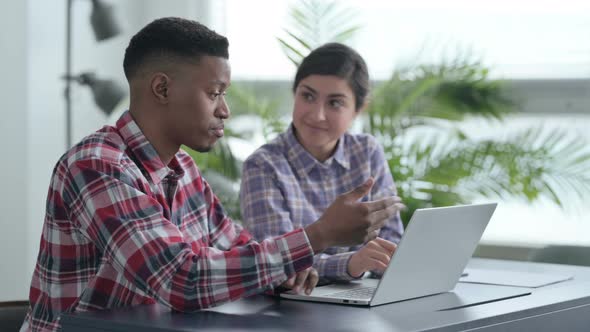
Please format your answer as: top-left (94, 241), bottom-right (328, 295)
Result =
top-left (240, 159), bottom-right (357, 281)
top-left (65, 158), bottom-right (313, 312)
top-left (240, 158), bottom-right (296, 240)
top-left (313, 251), bottom-right (358, 281)
top-left (369, 137), bottom-right (404, 243)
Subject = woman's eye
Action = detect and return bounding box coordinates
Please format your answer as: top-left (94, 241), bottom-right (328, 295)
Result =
top-left (329, 99), bottom-right (344, 108)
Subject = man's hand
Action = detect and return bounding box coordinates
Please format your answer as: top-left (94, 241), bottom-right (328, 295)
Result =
top-left (281, 267), bottom-right (319, 295)
top-left (348, 237), bottom-right (397, 278)
top-left (305, 178), bottom-right (404, 253)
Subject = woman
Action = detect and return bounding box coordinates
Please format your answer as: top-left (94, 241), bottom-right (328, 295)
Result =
top-left (240, 43), bottom-right (404, 281)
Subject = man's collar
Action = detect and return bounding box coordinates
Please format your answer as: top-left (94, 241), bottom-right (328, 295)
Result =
top-left (116, 111), bottom-right (184, 184)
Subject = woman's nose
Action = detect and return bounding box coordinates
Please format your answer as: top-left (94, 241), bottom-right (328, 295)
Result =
top-left (312, 104), bottom-right (326, 121)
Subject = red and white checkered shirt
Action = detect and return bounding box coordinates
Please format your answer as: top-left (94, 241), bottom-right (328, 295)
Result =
top-left (21, 111), bottom-right (313, 332)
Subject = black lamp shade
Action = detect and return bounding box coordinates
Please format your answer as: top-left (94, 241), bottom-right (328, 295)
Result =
top-left (91, 78), bottom-right (125, 115)
top-left (90, 0), bottom-right (121, 41)
top-left (64, 0), bottom-right (123, 148)
top-left (77, 73), bottom-right (126, 115)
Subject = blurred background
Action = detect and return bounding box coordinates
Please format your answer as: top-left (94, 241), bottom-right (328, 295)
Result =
top-left (1, 0), bottom-right (589, 302)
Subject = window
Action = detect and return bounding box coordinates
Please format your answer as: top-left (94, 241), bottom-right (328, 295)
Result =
top-left (222, 0), bottom-right (590, 246)
top-left (224, 0), bottom-right (590, 80)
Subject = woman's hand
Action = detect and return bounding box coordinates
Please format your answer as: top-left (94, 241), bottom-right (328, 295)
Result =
top-left (348, 238), bottom-right (397, 278)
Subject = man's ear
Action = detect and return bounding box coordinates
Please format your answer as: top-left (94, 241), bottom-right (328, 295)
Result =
top-left (150, 73), bottom-right (170, 104)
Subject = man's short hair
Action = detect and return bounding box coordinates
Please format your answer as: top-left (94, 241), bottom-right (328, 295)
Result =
top-left (123, 17), bottom-right (229, 80)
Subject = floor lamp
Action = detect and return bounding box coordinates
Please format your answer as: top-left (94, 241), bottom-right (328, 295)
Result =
top-left (63, 0), bottom-right (125, 148)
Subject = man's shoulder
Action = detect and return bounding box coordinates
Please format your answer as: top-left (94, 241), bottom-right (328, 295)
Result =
top-left (61, 126), bottom-right (127, 168)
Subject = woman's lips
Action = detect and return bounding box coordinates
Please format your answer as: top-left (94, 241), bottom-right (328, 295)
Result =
top-left (304, 122), bottom-right (327, 132)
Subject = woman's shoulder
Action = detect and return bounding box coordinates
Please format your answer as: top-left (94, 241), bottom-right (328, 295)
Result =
top-left (343, 131), bottom-right (380, 152)
top-left (243, 133), bottom-right (290, 170)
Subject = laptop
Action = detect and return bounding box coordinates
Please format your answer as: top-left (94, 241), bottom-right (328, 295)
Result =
top-left (280, 203), bottom-right (497, 306)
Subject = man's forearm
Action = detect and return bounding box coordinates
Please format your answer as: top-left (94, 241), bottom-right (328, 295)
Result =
top-left (304, 222), bottom-right (329, 254)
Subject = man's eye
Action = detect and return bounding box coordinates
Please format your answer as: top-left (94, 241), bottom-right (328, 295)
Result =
top-left (302, 92), bottom-right (314, 102)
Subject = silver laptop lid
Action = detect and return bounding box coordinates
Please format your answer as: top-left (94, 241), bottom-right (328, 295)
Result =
top-left (371, 203), bottom-right (497, 306)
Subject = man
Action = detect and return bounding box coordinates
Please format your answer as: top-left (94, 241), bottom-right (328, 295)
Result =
top-left (21, 17), bottom-right (403, 331)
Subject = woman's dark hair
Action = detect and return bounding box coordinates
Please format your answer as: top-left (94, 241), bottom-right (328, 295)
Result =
top-left (293, 43), bottom-right (369, 110)
top-left (123, 17), bottom-right (229, 80)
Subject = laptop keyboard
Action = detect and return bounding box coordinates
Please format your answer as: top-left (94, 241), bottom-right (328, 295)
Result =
top-left (326, 286), bottom-right (376, 299)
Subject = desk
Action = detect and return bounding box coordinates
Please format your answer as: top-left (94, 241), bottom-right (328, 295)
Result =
top-left (61, 259), bottom-right (590, 331)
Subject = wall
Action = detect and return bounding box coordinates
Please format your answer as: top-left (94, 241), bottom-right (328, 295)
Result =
top-left (0, 0), bottom-right (30, 302)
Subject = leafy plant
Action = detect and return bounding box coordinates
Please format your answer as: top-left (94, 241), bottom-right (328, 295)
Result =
top-left (277, 0), bottom-right (361, 66)
top-left (225, 84), bottom-right (287, 141)
top-left (365, 55), bottom-right (590, 222)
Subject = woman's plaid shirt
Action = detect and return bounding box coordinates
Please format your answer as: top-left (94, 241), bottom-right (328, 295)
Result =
top-left (241, 125), bottom-right (403, 281)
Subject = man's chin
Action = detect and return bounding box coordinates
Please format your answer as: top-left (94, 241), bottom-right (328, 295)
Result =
top-left (186, 136), bottom-right (219, 153)
top-left (191, 145), bottom-right (213, 153)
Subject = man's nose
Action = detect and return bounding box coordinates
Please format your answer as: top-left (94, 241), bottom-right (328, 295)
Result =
top-left (216, 96), bottom-right (230, 119)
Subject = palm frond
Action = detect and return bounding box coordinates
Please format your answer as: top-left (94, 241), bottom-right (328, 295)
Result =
top-left (379, 119), bottom-right (590, 222)
top-left (226, 83), bottom-right (286, 140)
top-left (277, 37), bottom-right (307, 67)
top-left (422, 127), bottom-right (589, 209)
top-left (368, 59), bottom-right (514, 130)
top-left (277, 0), bottom-right (361, 66)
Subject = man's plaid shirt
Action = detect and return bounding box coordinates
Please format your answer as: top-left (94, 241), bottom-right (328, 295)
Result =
top-left (21, 111), bottom-right (313, 331)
